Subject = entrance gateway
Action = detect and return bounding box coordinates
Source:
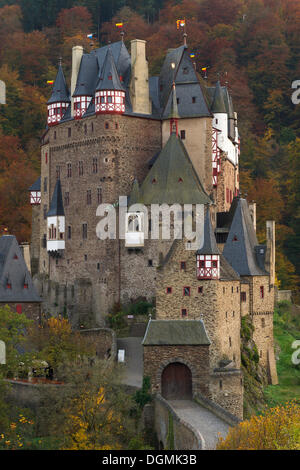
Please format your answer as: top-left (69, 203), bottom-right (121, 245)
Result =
top-left (161, 362), bottom-right (192, 400)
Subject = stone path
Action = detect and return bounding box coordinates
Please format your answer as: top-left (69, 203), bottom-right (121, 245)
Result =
top-left (117, 337), bottom-right (143, 388)
top-left (169, 400), bottom-right (229, 450)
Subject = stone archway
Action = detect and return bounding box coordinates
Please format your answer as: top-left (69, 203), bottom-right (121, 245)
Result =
top-left (161, 362), bottom-right (192, 400)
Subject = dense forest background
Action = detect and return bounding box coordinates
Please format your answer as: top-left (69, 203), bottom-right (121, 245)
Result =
top-left (0, 0), bottom-right (299, 294)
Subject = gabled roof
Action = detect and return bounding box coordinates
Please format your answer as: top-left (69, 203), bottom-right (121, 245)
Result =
top-left (96, 48), bottom-right (124, 92)
top-left (142, 319), bottom-right (211, 346)
top-left (129, 133), bottom-right (211, 205)
top-left (0, 236), bottom-right (41, 303)
top-left (28, 176), bottom-right (41, 192)
top-left (47, 65), bottom-right (70, 105)
top-left (211, 81), bottom-right (226, 114)
top-left (223, 198), bottom-right (267, 276)
top-left (197, 209), bottom-right (220, 255)
top-left (47, 180), bottom-right (64, 217)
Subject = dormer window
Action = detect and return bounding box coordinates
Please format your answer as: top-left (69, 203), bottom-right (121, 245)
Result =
top-left (178, 177), bottom-right (183, 183)
top-left (6, 283), bottom-right (11, 289)
top-left (152, 178), bottom-right (157, 184)
top-left (24, 283), bottom-right (28, 289)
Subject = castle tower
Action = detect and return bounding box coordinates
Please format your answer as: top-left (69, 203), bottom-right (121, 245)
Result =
top-left (95, 48), bottom-right (125, 115)
top-left (222, 197), bottom-right (278, 384)
top-left (47, 65), bottom-right (70, 126)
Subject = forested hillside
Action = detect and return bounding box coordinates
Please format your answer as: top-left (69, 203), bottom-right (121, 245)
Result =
top-left (0, 0), bottom-right (299, 294)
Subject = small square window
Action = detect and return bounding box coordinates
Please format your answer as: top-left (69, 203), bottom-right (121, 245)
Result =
top-left (181, 308), bottom-right (187, 317)
top-left (166, 287), bottom-right (172, 294)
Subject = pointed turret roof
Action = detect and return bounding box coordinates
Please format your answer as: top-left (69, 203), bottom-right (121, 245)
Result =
top-left (223, 198), bottom-right (266, 276)
top-left (168, 83), bottom-right (179, 120)
top-left (0, 235), bottom-right (41, 303)
top-left (47, 65), bottom-right (70, 105)
top-left (28, 176), bottom-right (41, 192)
top-left (129, 133), bottom-right (211, 205)
top-left (96, 48), bottom-right (124, 92)
top-left (47, 180), bottom-right (64, 217)
top-left (197, 209), bottom-right (220, 255)
top-left (211, 81), bottom-right (226, 114)
top-left (73, 53), bottom-right (99, 97)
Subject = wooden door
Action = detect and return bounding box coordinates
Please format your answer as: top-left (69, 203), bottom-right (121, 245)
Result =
top-left (161, 362), bottom-right (192, 400)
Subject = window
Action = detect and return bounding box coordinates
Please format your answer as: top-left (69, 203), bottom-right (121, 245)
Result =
top-left (91, 122), bottom-right (94, 132)
top-left (229, 337), bottom-right (232, 347)
top-left (181, 308), bottom-right (187, 317)
top-left (232, 286), bottom-right (234, 293)
top-left (261, 318), bottom-right (265, 328)
top-left (166, 287), bottom-right (172, 294)
top-left (212, 260), bottom-right (217, 268)
top-left (84, 254), bottom-right (87, 261)
top-left (44, 177), bottom-right (47, 193)
top-left (24, 283), bottom-right (28, 289)
top-left (219, 380), bottom-right (223, 390)
top-left (192, 97), bottom-right (196, 103)
top-left (68, 128), bottom-right (71, 137)
top-left (87, 190), bottom-right (92, 205)
top-left (260, 286), bottom-right (264, 298)
top-left (105, 122), bottom-right (109, 129)
top-left (54, 131), bottom-right (56, 140)
top-left (183, 286), bottom-right (190, 296)
top-left (241, 292), bottom-right (246, 302)
top-left (97, 263), bottom-right (100, 271)
top-left (79, 161), bottom-right (84, 176)
top-left (177, 98), bottom-right (180, 104)
top-left (6, 283), bottom-right (11, 289)
top-left (180, 130), bottom-right (185, 140)
top-left (97, 187), bottom-right (102, 204)
top-left (198, 286), bottom-right (203, 293)
top-left (107, 96), bottom-right (112, 103)
top-left (43, 205), bottom-right (47, 220)
top-left (67, 226), bottom-right (72, 240)
top-left (180, 261), bottom-right (186, 270)
top-left (45, 152), bottom-right (48, 164)
top-left (115, 123), bottom-right (119, 129)
top-left (82, 223), bottom-right (88, 239)
top-left (67, 163), bottom-right (72, 178)
top-left (65, 192), bottom-right (69, 207)
top-left (56, 166), bottom-right (60, 180)
top-left (148, 259), bottom-right (153, 267)
top-left (92, 158), bottom-right (98, 174)
top-left (84, 124), bottom-right (87, 135)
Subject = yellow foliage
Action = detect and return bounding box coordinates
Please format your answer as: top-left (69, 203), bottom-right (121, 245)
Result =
top-left (217, 402), bottom-right (300, 450)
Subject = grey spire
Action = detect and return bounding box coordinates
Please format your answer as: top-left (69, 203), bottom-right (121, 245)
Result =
top-left (96, 48), bottom-right (124, 92)
top-left (47, 180), bottom-right (65, 217)
top-left (168, 83), bottom-right (179, 120)
top-left (211, 80), bottom-right (226, 114)
top-left (47, 65), bottom-right (70, 105)
top-left (197, 209), bottom-right (219, 255)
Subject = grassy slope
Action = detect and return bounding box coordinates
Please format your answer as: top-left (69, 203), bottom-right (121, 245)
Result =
top-left (264, 302), bottom-right (300, 407)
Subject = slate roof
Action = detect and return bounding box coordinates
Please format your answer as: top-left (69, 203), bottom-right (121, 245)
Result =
top-left (47, 65), bottom-right (70, 105)
top-left (211, 81), bottom-right (226, 114)
top-left (28, 176), bottom-right (41, 192)
top-left (223, 198), bottom-right (267, 276)
top-left (73, 53), bottom-right (99, 97)
top-left (47, 180), bottom-right (64, 217)
top-left (96, 48), bottom-right (125, 92)
top-left (128, 133), bottom-right (211, 205)
top-left (0, 236), bottom-right (41, 303)
top-left (197, 210), bottom-right (220, 256)
top-left (142, 319), bottom-right (211, 346)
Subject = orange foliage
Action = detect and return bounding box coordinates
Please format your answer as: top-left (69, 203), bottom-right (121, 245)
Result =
top-left (217, 402), bottom-right (300, 450)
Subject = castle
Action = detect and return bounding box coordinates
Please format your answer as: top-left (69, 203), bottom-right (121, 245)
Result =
top-left (29, 36), bottom-right (278, 419)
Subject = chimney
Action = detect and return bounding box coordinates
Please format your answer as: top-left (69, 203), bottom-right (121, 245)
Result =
top-left (248, 201), bottom-right (256, 232)
top-left (71, 46), bottom-right (83, 117)
top-left (265, 221), bottom-right (275, 287)
top-left (20, 243), bottom-right (31, 273)
top-left (130, 40), bottom-right (151, 115)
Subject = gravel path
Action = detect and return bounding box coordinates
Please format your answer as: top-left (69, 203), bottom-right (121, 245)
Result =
top-left (169, 400), bottom-right (229, 450)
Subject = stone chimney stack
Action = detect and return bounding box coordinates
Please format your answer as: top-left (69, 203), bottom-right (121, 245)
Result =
top-left (130, 40), bottom-right (152, 115)
top-left (71, 46), bottom-right (83, 117)
top-left (265, 220), bottom-right (275, 287)
top-left (248, 201), bottom-right (256, 232)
